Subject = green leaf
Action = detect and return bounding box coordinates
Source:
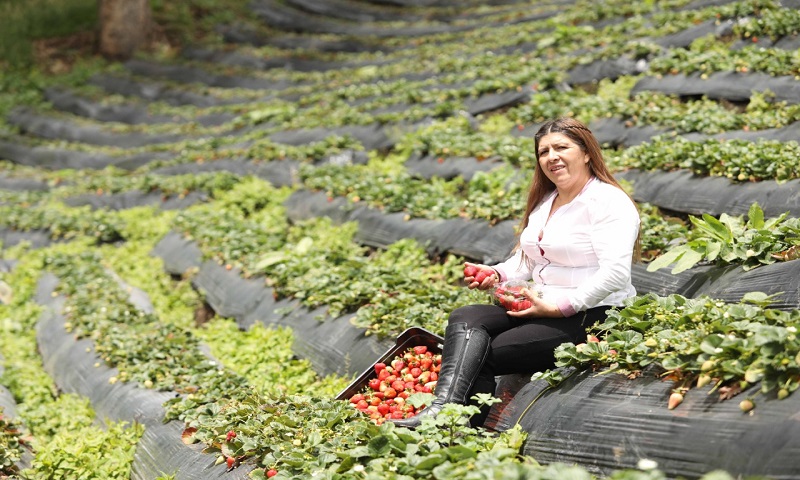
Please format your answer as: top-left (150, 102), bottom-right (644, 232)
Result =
top-left (367, 435), bottom-right (391, 456)
top-left (691, 214), bottom-right (733, 243)
top-left (671, 248), bottom-right (704, 274)
top-left (254, 251), bottom-right (287, 270)
top-left (741, 291), bottom-right (781, 306)
top-left (442, 445), bottom-right (477, 462)
top-left (747, 203), bottom-right (764, 229)
top-left (415, 451), bottom-right (448, 470)
top-left (646, 247), bottom-right (686, 272)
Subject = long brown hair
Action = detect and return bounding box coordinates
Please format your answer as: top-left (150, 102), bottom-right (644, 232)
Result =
top-left (516, 117), bottom-right (641, 262)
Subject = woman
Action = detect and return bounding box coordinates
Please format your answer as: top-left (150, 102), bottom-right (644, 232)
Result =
top-left (391, 117), bottom-right (641, 428)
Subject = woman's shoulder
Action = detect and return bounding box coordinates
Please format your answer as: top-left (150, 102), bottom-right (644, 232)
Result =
top-left (582, 179), bottom-right (638, 215)
top-left (584, 178), bottom-right (629, 201)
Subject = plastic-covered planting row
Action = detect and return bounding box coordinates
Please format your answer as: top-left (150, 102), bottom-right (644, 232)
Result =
top-left (151, 232), bottom-right (395, 379)
top-left (0, 175), bottom-right (49, 192)
top-left (494, 364), bottom-right (800, 479)
top-left (63, 190), bottom-right (207, 211)
top-left (0, 140), bottom-right (171, 171)
top-left (88, 73), bottom-right (255, 108)
top-left (148, 187), bottom-right (800, 477)
top-left (0, 355), bottom-right (34, 471)
top-left (283, 189), bottom-right (800, 309)
top-left (633, 72), bottom-right (800, 105)
top-left (181, 45), bottom-right (369, 73)
top-left (43, 87), bottom-right (235, 126)
top-left (0, 228), bottom-right (55, 250)
top-left (7, 108), bottom-right (186, 148)
top-left (33, 272), bottom-right (255, 480)
top-left (617, 169), bottom-right (800, 218)
top-left (249, 0), bottom-right (515, 37)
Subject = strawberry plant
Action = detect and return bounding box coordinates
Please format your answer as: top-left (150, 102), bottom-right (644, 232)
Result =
top-left (647, 202), bottom-right (800, 273)
top-left (614, 136), bottom-right (800, 182)
top-left (546, 292), bottom-right (800, 410)
top-left (0, 410), bottom-right (26, 477)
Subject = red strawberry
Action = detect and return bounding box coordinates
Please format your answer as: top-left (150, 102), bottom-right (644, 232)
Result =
top-left (519, 299), bottom-right (532, 310)
top-left (410, 367), bottom-right (422, 378)
top-left (464, 264), bottom-right (478, 277)
top-left (413, 345), bottom-right (428, 355)
top-left (349, 393), bottom-right (364, 404)
top-left (368, 378), bottom-right (381, 391)
top-left (226, 456), bottom-right (235, 469)
top-left (474, 271), bottom-right (489, 283)
top-left (378, 369), bottom-right (391, 381)
top-left (266, 469), bottom-right (278, 478)
top-left (588, 335), bottom-right (600, 343)
top-left (384, 387), bottom-right (397, 399)
top-left (374, 363), bottom-right (386, 373)
top-left (225, 430), bottom-right (236, 442)
top-left (377, 404), bottom-right (389, 415)
top-left (356, 399), bottom-right (368, 410)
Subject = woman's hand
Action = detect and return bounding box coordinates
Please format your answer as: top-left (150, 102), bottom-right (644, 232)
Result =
top-left (506, 291), bottom-right (563, 318)
top-left (463, 262), bottom-right (498, 290)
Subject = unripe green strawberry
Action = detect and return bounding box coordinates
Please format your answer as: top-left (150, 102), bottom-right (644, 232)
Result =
top-left (778, 388), bottom-right (789, 400)
top-left (668, 392), bottom-right (683, 410)
top-left (739, 399), bottom-right (755, 412)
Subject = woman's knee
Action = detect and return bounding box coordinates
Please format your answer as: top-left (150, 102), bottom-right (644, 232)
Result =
top-left (448, 304), bottom-right (505, 330)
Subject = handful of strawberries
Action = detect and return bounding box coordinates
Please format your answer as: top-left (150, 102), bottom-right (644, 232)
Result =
top-left (494, 280), bottom-right (540, 312)
top-left (348, 345), bottom-right (441, 425)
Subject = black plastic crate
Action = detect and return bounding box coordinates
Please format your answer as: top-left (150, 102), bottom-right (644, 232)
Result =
top-left (335, 327), bottom-right (444, 401)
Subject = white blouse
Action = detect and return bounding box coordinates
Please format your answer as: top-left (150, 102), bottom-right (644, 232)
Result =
top-left (492, 178), bottom-right (640, 316)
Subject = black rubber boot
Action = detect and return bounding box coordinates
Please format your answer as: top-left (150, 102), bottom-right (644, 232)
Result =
top-left (390, 322), bottom-right (491, 429)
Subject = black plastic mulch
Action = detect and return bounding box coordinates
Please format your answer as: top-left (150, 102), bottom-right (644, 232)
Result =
top-left (506, 363), bottom-right (800, 479)
top-left (405, 153), bottom-right (505, 181)
top-left (268, 124), bottom-right (397, 151)
top-left (567, 57), bottom-right (648, 85)
top-left (217, 24), bottom-right (394, 53)
top-left (63, 190), bottom-right (207, 211)
top-left (123, 59), bottom-right (295, 91)
top-left (0, 175), bottom-right (50, 192)
top-left (617, 169), bottom-right (800, 218)
top-left (250, 0), bottom-right (514, 37)
top-left (0, 140), bottom-right (172, 171)
top-left (151, 231), bottom-right (396, 379)
top-left (34, 273), bottom-right (255, 480)
top-left (8, 108), bottom-right (185, 148)
top-left (654, 18), bottom-right (735, 49)
top-left (181, 46), bottom-right (372, 73)
top-left (0, 227), bottom-right (53, 249)
top-left (681, 121), bottom-right (800, 143)
top-left (632, 72), bottom-right (800, 105)
top-left (89, 74), bottom-right (251, 108)
top-left (588, 117), bottom-right (671, 147)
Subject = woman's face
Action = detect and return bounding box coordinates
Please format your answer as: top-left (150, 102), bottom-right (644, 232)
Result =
top-left (537, 132), bottom-right (591, 192)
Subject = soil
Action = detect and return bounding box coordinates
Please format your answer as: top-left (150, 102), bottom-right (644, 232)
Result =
top-left (31, 20), bottom-right (176, 74)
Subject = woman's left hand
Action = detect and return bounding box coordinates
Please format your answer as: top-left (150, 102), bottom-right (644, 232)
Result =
top-left (506, 291), bottom-right (563, 318)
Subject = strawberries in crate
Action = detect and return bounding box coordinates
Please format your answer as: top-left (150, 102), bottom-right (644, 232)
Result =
top-left (494, 280), bottom-right (541, 312)
top-left (348, 346), bottom-right (442, 424)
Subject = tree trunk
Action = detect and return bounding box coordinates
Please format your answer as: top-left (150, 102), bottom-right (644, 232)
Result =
top-left (97, 0), bottom-right (151, 60)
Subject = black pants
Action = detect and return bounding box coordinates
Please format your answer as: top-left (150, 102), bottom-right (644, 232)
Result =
top-left (449, 304), bottom-right (611, 401)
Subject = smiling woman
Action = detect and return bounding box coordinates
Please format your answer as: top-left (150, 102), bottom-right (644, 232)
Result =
top-left (391, 118), bottom-right (642, 429)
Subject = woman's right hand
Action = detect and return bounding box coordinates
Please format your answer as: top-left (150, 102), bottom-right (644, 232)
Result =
top-left (463, 262), bottom-right (498, 290)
